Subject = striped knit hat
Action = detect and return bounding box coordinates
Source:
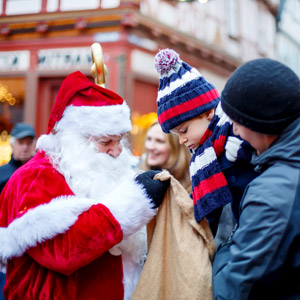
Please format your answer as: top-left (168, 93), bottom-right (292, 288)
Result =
top-left (154, 49), bottom-right (220, 133)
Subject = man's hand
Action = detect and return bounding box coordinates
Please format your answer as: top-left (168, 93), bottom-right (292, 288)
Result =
top-left (135, 170), bottom-right (170, 208)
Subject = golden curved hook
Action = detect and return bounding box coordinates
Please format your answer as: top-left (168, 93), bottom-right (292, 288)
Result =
top-left (90, 43), bottom-right (107, 87)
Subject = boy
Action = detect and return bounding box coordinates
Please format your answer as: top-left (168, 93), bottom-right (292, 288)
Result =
top-left (154, 49), bottom-right (257, 244)
top-left (213, 58), bottom-right (300, 299)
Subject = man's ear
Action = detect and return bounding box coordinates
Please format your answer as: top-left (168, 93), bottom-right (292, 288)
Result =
top-left (205, 108), bottom-right (215, 121)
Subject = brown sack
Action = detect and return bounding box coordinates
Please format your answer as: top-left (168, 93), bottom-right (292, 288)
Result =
top-left (131, 170), bottom-right (215, 300)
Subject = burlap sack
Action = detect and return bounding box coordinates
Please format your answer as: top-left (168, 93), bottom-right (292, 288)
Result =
top-left (131, 170), bottom-right (215, 300)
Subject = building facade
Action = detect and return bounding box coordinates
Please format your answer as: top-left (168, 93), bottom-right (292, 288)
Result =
top-left (276, 0), bottom-right (300, 77)
top-left (0, 0), bottom-right (280, 158)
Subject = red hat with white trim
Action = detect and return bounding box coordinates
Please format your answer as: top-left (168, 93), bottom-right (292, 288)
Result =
top-left (47, 71), bottom-right (131, 136)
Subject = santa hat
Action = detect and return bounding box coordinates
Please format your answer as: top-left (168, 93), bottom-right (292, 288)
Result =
top-left (47, 71), bottom-right (131, 136)
top-left (154, 49), bottom-right (220, 133)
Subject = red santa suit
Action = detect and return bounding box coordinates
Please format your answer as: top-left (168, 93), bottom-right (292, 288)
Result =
top-left (0, 71), bottom-right (155, 300)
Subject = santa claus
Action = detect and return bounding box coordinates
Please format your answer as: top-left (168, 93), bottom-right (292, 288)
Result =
top-left (0, 71), bottom-right (169, 300)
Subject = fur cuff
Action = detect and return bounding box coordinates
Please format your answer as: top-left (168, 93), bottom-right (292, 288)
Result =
top-left (102, 179), bottom-right (156, 237)
top-left (0, 196), bottom-right (96, 263)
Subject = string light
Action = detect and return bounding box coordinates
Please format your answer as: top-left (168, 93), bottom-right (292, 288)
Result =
top-left (0, 131), bottom-right (12, 165)
top-left (0, 84), bottom-right (17, 106)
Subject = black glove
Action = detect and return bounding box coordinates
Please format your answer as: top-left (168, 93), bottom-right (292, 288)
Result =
top-left (135, 170), bottom-right (170, 208)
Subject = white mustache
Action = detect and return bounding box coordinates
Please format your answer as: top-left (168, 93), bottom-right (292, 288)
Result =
top-left (52, 132), bottom-right (134, 198)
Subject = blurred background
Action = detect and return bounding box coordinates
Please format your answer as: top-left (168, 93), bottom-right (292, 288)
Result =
top-left (0, 0), bottom-right (299, 163)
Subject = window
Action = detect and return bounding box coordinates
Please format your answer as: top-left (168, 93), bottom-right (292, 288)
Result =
top-left (47, 0), bottom-right (58, 12)
top-left (6, 0), bottom-right (41, 15)
top-left (226, 0), bottom-right (239, 39)
top-left (257, 9), bottom-right (267, 55)
top-left (101, 0), bottom-right (120, 9)
top-left (60, 0), bottom-right (99, 11)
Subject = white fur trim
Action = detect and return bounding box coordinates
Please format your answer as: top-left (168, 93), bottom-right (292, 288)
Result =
top-left (0, 179), bottom-right (155, 265)
top-left (55, 101), bottom-right (132, 137)
top-left (103, 179), bottom-right (153, 300)
top-left (102, 179), bottom-right (156, 238)
top-left (157, 67), bottom-right (201, 103)
top-left (0, 195), bottom-right (95, 266)
top-left (36, 133), bottom-right (56, 152)
top-left (110, 228), bottom-right (147, 300)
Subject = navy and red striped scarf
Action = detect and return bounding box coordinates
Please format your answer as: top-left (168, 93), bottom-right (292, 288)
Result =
top-left (189, 103), bottom-right (251, 223)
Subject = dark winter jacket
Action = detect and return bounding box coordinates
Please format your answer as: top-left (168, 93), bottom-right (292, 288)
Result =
top-left (213, 117), bottom-right (300, 300)
top-left (206, 152), bottom-right (258, 239)
top-left (0, 156), bottom-right (23, 300)
top-left (0, 156), bottom-right (23, 194)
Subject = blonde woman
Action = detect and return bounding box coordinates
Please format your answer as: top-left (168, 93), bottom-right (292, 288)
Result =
top-left (139, 121), bottom-right (192, 194)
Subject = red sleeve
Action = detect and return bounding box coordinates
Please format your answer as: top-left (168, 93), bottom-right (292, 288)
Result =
top-left (27, 203), bottom-right (123, 276)
top-left (4, 154), bottom-right (123, 276)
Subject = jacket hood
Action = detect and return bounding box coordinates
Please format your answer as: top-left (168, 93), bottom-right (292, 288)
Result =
top-left (252, 116), bottom-right (300, 168)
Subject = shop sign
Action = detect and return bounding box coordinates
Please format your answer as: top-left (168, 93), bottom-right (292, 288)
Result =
top-left (37, 47), bottom-right (93, 70)
top-left (0, 51), bottom-right (30, 71)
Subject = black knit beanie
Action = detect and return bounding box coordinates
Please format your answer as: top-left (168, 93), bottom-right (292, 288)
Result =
top-left (221, 58), bottom-right (300, 134)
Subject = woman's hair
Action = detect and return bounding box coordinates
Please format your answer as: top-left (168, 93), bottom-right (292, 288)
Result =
top-left (139, 121), bottom-right (192, 194)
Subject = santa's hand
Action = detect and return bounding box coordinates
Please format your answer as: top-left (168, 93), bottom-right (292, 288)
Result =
top-left (135, 170), bottom-right (170, 208)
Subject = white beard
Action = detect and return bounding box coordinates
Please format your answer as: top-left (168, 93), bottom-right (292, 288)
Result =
top-left (46, 131), bottom-right (135, 198)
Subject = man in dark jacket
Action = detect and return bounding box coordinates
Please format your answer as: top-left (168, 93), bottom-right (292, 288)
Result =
top-left (0, 122), bottom-right (35, 300)
top-left (213, 58), bottom-right (300, 299)
top-left (0, 122), bottom-right (36, 193)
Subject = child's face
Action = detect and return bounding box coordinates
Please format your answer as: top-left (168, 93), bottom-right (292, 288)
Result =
top-left (170, 110), bottom-right (214, 151)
